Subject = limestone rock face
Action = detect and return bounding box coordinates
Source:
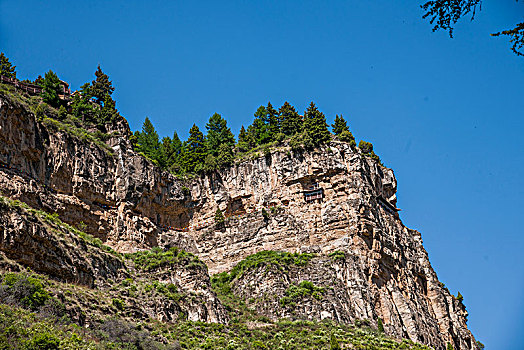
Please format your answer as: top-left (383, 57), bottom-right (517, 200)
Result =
top-left (0, 93), bottom-right (478, 349)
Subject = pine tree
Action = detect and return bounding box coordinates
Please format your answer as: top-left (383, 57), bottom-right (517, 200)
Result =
top-left (303, 102), bottom-right (330, 147)
top-left (71, 82), bottom-right (95, 123)
top-left (217, 143), bottom-right (234, 168)
top-left (237, 125), bottom-right (250, 152)
top-left (90, 65), bottom-right (114, 106)
top-left (332, 115), bottom-right (349, 135)
top-left (205, 113), bottom-right (236, 158)
top-left (181, 124), bottom-right (206, 173)
top-left (267, 102), bottom-right (280, 136)
top-left (0, 53), bottom-right (16, 78)
top-left (332, 114), bottom-right (355, 146)
top-left (163, 131), bottom-right (182, 171)
top-left (40, 70), bottom-right (61, 107)
top-left (248, 106), bottom-right (271, 145)
top-left (136, 117), bottom-right (162, 166)
top-left (279, 102), bottom-right (302, 136)
top-left (98, 94), bottom-right (117, 123)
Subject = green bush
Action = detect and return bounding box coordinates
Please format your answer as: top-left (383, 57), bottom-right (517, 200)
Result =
top-left (328, 251), bottom-right (346, 261)
top-left (112, 298), bottom-right (125, 311)
top-left (358, 140), bottom-right (374, 154)
top-left (126, 247), bottom-right (204, 271)
top-left (280, 280), bottom-right (325, 306)
top-left (0, 273), bottom-right (49, 310)
top-left (330, 333), bottom-right (341, 350)
top-left (215, 208), bottom-right (225, 228)
top-left (377, 317), bottom-right (384, 333)
top-left (30, 331), bottom-right (60, 349)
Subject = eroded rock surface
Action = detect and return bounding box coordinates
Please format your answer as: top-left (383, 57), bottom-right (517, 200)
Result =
top-left (0, 93), bottom-right (478, 349)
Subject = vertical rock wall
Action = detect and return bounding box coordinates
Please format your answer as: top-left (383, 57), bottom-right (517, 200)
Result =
top-left (0, 93), bottom-right (478, 349)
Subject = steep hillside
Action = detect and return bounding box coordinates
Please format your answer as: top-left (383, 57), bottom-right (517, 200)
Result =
top-left (0, 87), bottom-right (479, 349)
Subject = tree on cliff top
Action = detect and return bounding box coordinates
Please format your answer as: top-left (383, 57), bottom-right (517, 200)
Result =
top-left (0, 53), bottom-right (16, 79)
top-left (90, 65), bottom-right (115, 105)
top-left (136, 117), bottom-right (163, 167)
top-left (248, 105), bottom-right (272, 146)
top-left (205, 113), bottom-right (236, 157)
top-left (181, 124), bottom-right (206, 173)
top-left (332, 115), bottom-right (349, 136)
top-left (267, 102), bottom-right (280, 137)
top-left (303, 102), bottom-right (330, 147)
top-left (280, 102), bottom-right (302, 136)
top-left (40, 70), bottom-right (62, 108)
top-left (332, 114), bottom-right (356, 146)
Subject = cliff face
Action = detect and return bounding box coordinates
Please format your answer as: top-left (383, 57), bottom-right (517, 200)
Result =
top-left (0, 92), bottom-right (478, 349)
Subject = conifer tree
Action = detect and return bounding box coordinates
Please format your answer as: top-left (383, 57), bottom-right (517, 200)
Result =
top-left (181, 124), bottom-right (206, 173)
top-left (90, 65), bottom-right (115, 105)
top-left (71, 82), bottom-right (95, 123)
top-left (0, 53), bottom-right (16, 78)
top-left (279, 102), bottom-right (302, 136)
top-left (332, 114), bottom-right (356, 146)
top-left (248, 106), bottom-right (271, 145)
top-left (162, 131), bottom-right (182, 171)
top-left (332, 115), bottom-right (349, 135)
top-left (303, 102), bottom-right (330, 147)
top-left (217, 143), bottom-right (234, 168)
top-left (40, 70), bottom-right (61, 107)
top-left (237, 125), bottom-right (251, 152)
top-left (267, 102), bottom-right (280, 136)
top-left (205, 113), bottom-right (236, 158)
top-left (136, 117), bottom-right (162, 166)
top-left (99, 94), bottom-right (117, 123)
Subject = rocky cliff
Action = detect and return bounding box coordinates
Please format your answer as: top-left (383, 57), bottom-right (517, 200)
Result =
top-left (0, 91), bottom-right (478, 349)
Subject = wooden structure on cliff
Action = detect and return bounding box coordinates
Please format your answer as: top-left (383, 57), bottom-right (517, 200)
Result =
top-left (303, 182), bottom-right (324, 202)
top-left (0, 75), bottom-right (71, 100)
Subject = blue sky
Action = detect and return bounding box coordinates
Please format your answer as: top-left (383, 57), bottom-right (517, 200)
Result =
top-left (1, 1), bottom-right (523, 348)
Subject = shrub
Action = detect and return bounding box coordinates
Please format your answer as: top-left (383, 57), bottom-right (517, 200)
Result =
top-left (215, 208), bottom-right (225, 228)
top-left (261, 208), bottom-right (269, 220)
top-left (330, 333), bottom-right (341, 350)
top-left (35, 103), bottom-right (46, 121)
top-left (280, 280), bottom-right (325, 306)
top-left (57, 105), bottom-right (67, 120)
top-left (0, 273), bottom-right (49, 310)
top-left (377, 317), bottom-right (384, 333)
top-left (339, 130), bottom-right (356, 147)
top-left (30, 332), bottom-right (60, 349)
top-left (358, 140), bottom-right (374, 154)
top-left (111, 298), bottom-right (125, 311)
top-left (126, 247), bottom-right (204, 271)
top-left (328, 251), bottom-right (346, 261)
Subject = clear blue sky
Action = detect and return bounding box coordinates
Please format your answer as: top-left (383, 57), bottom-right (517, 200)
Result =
top-left (2, 1), bottom-right (523, 348)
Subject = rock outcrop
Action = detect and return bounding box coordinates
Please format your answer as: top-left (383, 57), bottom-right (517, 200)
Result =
top-left (0, 92), bottom-right (478, 349)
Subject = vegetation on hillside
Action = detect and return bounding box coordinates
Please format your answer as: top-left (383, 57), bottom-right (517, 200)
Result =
top-left (0, 197), bottom-right (434, 350)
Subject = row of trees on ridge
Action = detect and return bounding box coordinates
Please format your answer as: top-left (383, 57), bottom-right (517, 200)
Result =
top-left (1, 52), bottom-right (381, 174)
top-left (131, 101), bottom-right (383, 175)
